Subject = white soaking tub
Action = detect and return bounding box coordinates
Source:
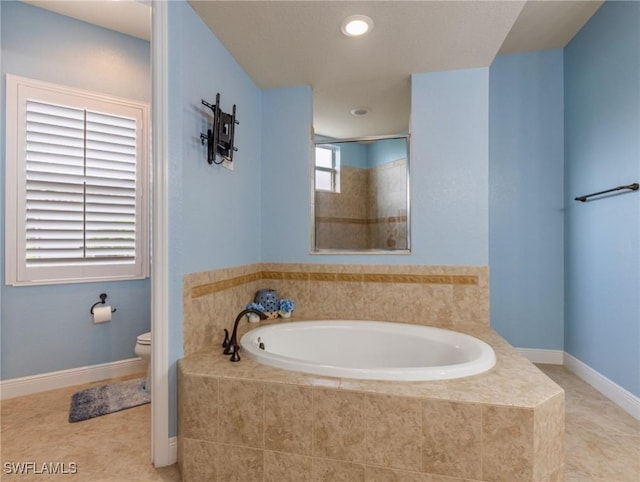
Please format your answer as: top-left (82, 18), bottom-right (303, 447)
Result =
top-left (240, 320), bottom-right (496, 381)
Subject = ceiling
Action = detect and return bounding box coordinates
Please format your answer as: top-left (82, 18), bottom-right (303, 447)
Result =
top-left (23, 0), bottom-right (151, 41)
top-left (24, 0), bottom-right (603, 139)
top-left (188, 0), bottom-right (602, 139)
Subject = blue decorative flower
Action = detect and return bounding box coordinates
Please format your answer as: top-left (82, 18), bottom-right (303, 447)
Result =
top-left (245, 302), bottom-right (265, 312)
top-left (278, 299), bottom-right (295, 313)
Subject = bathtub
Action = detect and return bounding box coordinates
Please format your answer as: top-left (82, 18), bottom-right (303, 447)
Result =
top-left (240, 320), bottom-right (496, 381)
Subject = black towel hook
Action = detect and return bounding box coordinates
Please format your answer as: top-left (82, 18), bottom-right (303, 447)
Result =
top-left (90, 293), bottom-right (117, 315)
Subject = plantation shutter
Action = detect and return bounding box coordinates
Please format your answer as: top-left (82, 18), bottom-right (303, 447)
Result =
top-left (6, 74), bottom-right (149, 286)
top-left (24, 101), bottom-right (137, 266)
top-left (85, 111), bottom-right (137, 261)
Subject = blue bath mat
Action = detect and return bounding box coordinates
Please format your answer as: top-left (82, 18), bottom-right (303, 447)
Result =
top-left (68, 378), bottom-right (150, 423)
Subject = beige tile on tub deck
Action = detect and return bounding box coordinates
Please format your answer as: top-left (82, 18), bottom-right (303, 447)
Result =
top-left (283, 279), bottom-right (311, 318)
top-left (216, 443), bottom-right (263, 482)
top-left (218, 378), bottom-right (264, 448)
top-left (264, 382), bottom-right (313, 455)
top-left (451, 283), bottom-right (489, 326)
top-left (313, 388), bottom-right (366, 462)
top-left (264, 451), bottom-right (313, 482)
top-left (482, 405), bottom-right (534, 481)
top-left (539, 465), bottom-right (564, 482)
top-left (422, 399), bottom-right (482, 480)
top-left (364, 393), bottom-right (422, 471)
top-left (180, 437), bottom-right (217, 482)
top-left (312, 457), bottom-right (365, 482)
top-left (397, 282), bottom-right (454, 326)
top-left (333, 279), bottom-right (366, 319)
top-left (302, 280), bottom-right (338, 319)
top-left (533, 392), bottom-right (564, 481)
top-left (357, 282), bottom-right (401, 321)
top-left (364, 465), bottom-right (424, 482)
top-left (178, 370), bottom-right (218, 442)
top-left (421, 474), bottom-right (482, 482)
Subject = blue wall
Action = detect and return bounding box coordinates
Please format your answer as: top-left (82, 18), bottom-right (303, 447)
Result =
top-left (367, 137), bottom-right (408, 167)
top-left (166, 0), bottom-right (263, 436)
top-left (0, 2), bottom-right (151, 379)
top-left (564, 1), bottom-right (640, 396)
top-left (261, 86), bottom-right (314, 260)
top-left (177, 16), bottom-right (262, 275)
top-left (166, 1), bottom-right (185, 439)
top-left (489, 50), bottom-right (565, 350)
top-left (339, 141), bottom-right (368, 168)
top-left (410, 68), bottom-right (489, 266)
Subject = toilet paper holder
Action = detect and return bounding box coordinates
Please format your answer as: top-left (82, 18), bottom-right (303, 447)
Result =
top-left (90, 293), bottom-right (117, 315)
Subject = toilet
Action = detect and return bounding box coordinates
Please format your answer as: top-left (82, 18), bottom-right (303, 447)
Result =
top-left (134, 332), bottom-right (151, 393)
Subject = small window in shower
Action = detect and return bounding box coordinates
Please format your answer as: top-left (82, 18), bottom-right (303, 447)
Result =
top-left (314, 145), bottom-right (340, 192)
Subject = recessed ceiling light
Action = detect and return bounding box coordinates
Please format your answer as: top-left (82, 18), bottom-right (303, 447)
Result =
top-left (350, 107), bottom-right (370, 117)
top-left (341, 15), bottom-right (374, 37)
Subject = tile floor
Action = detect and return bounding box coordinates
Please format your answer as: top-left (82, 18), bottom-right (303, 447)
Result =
top-left (1, 366), bottom-right (638, 481)
top-left (537, 364), bottom-right (640, 482)
top-left (1, 375), bottom-right (180, 481)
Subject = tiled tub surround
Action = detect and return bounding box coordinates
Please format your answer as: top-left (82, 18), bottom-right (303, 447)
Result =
top-left (178, 326), bottom-right (564, 481)
top-left (183, 263), bottom-right (489, 357)
top-left (181, 263), bottom-right (563, 480)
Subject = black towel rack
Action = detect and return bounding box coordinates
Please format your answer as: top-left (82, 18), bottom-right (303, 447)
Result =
top-left (575, 183), bottom-right (639, 202)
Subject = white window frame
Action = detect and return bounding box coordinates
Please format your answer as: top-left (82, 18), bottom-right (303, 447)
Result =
top-left (5, 74), bottom-right (150, 286)
top-left (314, 144), bottom-right (340, 193)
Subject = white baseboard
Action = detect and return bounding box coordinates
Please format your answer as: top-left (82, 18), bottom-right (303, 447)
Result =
top-left (152, 437), bottom-right (177, 468)
top-left (168, 437), bottom-right (178, 465)
top-left (516, 348), bottom-right (564, 365)
top-left (0, 357), bottom-right (147, 400)
top-left (564, 352), bottom-right (640, 421)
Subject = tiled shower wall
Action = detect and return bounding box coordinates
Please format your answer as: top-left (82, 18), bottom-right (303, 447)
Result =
top-left (183, 263), bottom-right (489, 356)
top-left (369, 159), bottom-right (408, 249)
top-left (315, 160), bottom-right (408, 250)
top-left (315, 166), bottom-right (369, 250)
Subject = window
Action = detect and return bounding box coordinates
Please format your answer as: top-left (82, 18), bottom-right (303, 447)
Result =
top-left (314, 145), bottom-right (340, 192)
top-left (5, 75), bottom-right (149, 286)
